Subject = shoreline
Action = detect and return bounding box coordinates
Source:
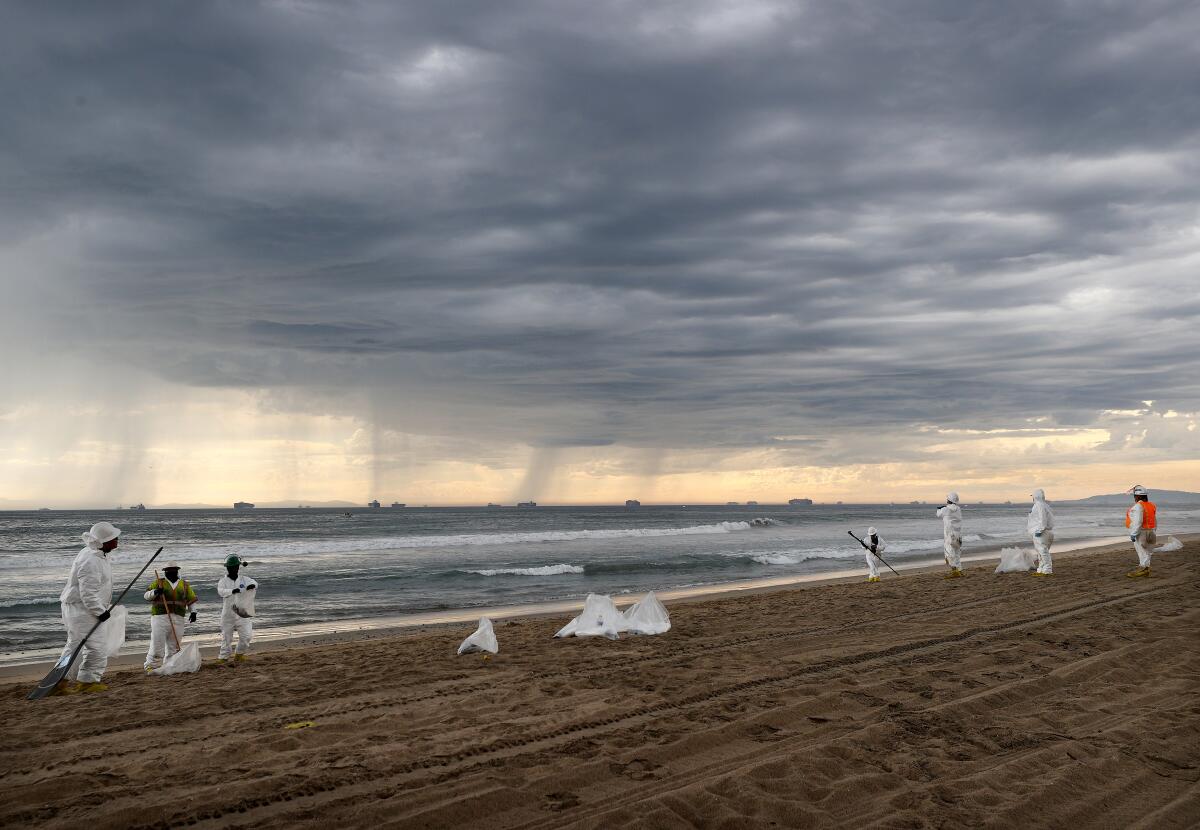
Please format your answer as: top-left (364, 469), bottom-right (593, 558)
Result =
top-left (0, 532), bottom-right (1168, 681)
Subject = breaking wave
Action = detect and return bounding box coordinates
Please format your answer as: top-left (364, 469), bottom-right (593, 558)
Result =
top-left (461, 564), bottom-right (585, 577)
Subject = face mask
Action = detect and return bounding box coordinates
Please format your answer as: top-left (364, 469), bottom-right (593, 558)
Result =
top-left (226, 567), bottom-right (239, 579)
top-left (164, 570), bottom-right (180, 582)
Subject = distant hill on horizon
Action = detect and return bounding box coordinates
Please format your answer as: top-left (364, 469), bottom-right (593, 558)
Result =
top-left (1063, 489), bottom-right (1200, 506)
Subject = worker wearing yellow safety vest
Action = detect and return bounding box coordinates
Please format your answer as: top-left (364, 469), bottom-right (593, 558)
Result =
top-left (143, 562), bottom-right (198, 671)
top-left (1124, 485), bottom-right (1158, 578)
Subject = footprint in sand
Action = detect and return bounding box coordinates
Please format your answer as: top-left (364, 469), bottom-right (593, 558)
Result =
top-left (610, 758), bottom-right (664, 781)
top-left (543, 791), bottom-right (580, 811)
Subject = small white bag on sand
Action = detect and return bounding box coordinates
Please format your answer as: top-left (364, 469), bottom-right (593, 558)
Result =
top-left (1155, 536), bottom-right (1183, 553)
top-left (96, 605), bottom-right (127, 658)
top-left (151, 641), bottom-right (201, 675)
top-left (457, 617), bottom-right (499, 655)
top-left (621, 591), bottom-right (671, 635)
top-left (555, 594), bottom-right (626, 640)
top-left (995, 547), bottom-right (1038, 574)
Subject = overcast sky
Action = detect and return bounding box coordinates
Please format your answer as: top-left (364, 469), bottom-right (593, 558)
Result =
top-left (2, 0), bottom-right (1199, 506)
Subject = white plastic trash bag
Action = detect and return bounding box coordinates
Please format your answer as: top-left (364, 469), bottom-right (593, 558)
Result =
top-left (555, 594), bottom-right (626, 640)
top-left (621, 591), bottom-right (671, 635)
top-left (234, 588), bottom-right (256, 618)
top-left (151, 641), bottom-right (201, 675)
top-left (96, 605), bottom-right (128, 657)
top-left (995, 547), bottom-right (1038, 574)
top-left (1155, 536), bottom-right (1183, 553)
top-left (457, 617), bottom-right (499, 655)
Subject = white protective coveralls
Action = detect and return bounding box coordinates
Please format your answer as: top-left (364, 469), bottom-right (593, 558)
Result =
top-left (864, 527), bottom-right (888, 580)
top-left (937, 493), bottom-right (963, 571)
top-left (217, 573), bottom-right (257, 659)
top-left (58, 528), bottom-right (116, 684)
top-left (142, 575), bottom-right (196, 670)
top-left (1127, 499), bottom-right (1153, 568)
top-left (1027, 489), bottom-right (1056, 574)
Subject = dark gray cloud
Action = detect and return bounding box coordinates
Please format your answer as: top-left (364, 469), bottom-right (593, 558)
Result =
top-left (3, 0), bottom-right (1199, 463)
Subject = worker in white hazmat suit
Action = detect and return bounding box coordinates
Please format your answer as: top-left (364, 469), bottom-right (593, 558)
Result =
top-left (1027, 489), bottom-right (1055, 576)
top-left (937, 493), bottom-right (964, 578)
top-left (52, 522), bottom-right (118, 695)
top-left (217, 554), bottom-right (257, 661)
top-left (1124, 486), bottom-right (1158, 578)
top-left (143, 561), bottom-right (198, 671)
top-left (863, 527), bottom-right (887, 582)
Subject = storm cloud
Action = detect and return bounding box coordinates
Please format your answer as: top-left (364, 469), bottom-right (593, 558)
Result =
top-left (2, 0), bottom-right (1199, 502)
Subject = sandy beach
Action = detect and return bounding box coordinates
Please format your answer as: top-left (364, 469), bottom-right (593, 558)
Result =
top-left (1, 539), bottom-right (1197, 829)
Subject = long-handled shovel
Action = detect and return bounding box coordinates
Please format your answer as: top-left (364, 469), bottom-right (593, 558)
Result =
top-left (28, 546), bottom-right (164, 700)
top-left (155, 569), bottom-right (183, 652)
top-left (847, 531), bottom-right (901, 577)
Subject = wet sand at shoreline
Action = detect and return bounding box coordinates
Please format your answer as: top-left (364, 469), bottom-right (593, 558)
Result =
top-left (1, 539), bottom-right (1197, 828)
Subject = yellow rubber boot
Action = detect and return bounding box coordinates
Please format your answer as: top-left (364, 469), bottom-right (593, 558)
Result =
top-left (233, 653), bottom-right (248, 663)
top-left (49, 680), bottom-right (81, 697)
top-left (1126, 566), bottom-right (1150, 579)
top-left (77, 682), bottom-right (108, 694)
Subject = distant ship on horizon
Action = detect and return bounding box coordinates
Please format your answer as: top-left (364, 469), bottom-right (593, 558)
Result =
top-left (788, 498), bottom-right (813, 506)
top-left (233, 501), bottom-right (254, 510)
top-left (625, 499), bottom-right (641, 508)
top-left (391, 502), bottom-right (406, 508)
top-left (128, 503), bottom-right (147, 511)
top-left (369, 500), bottom-right (381, 508)
top-left (517, 501), bottom-right (538, 508)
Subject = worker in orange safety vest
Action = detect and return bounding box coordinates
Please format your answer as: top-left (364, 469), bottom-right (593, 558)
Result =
top-left (1124, 485), bottom-right (1158, 578)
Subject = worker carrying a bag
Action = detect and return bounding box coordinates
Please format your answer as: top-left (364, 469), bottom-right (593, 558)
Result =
top-left (217, 555), bottom-right (257, 662)
top-left (143, 561), bottom-right (198, 672)
top-left (1125, 485), bottom-right (1158, 578)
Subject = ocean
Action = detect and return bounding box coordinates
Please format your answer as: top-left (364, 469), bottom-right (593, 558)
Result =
top-left (2, 503), bottom-right (1193, 659)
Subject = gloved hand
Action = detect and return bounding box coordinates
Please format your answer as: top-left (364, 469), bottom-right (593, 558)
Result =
top-left (246, 585), bottom-right (256, 591)
top-left (153, 587), bottom-right (164, 598)
top-left (97, 609), bottom-right (111, 623)
top-left (232, 588), bottom-right (241, 594)
top-left (1130, 534), bottom-right (1138, 542)
top-left (1034, 531), bottom-right (1042, 538)
top-left (189, 612), bottom-right (197, 623)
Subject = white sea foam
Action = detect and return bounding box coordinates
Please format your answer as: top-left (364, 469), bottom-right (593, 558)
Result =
top-left (462, 564), bottom-right (585, 577)
top-left (38, 521), bottom-right (767, 565)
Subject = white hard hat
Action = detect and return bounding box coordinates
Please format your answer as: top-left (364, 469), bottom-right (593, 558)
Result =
top-left (867, 526), bottom-right (878, 536)
top-left (163, 561), bottom-right (181, 570)
top-left (82, 521), bottom-right (121, 549)
top-left (946, 492), bottom-right (959, 504)
top-left (1130, 485), bottom-right (1147, 497)
top-left (1031, 488), bottom-right (1045, 500)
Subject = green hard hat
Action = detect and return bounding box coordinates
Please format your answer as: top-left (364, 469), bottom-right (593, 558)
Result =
top-left (224, 554), bottom-right (242, 568)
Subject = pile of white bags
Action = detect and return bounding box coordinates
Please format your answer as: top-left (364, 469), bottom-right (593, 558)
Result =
top-left (96, 605), bottom-right (128, 657)
top-left (621, 591), bottom-right (671, 635)
top-left (457, 617), bottom-right (499, 655)
top-left (151, 641), bottom-right (202, 675)
top-left (555, 594), bottom-right (625, 639)
top-left (994, 547), bottom-right (1038, 574)
top-left (555, 592), bottom-right (671, 639)
top-left (1155, 536), bottom-right (1183, 553)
